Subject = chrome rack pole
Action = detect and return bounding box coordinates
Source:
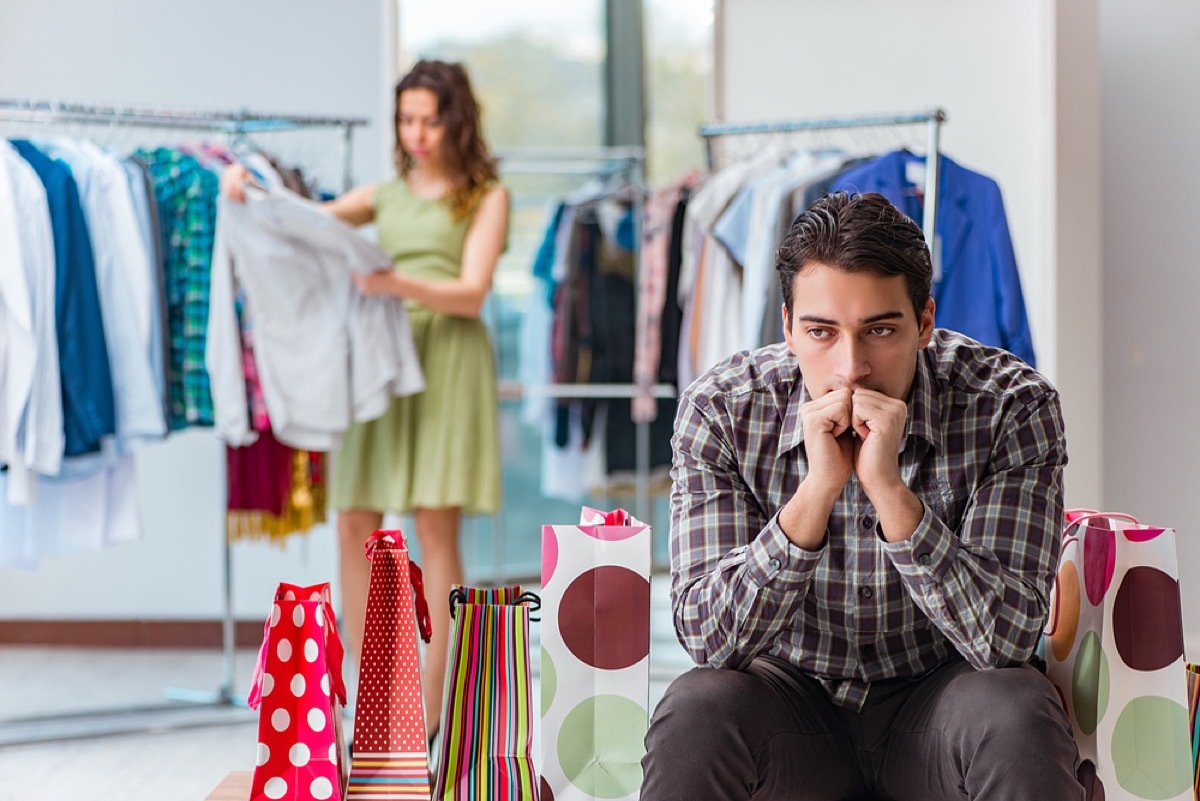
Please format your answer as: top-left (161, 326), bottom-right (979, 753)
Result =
top-left (923, 111), bottom-right (944, 280)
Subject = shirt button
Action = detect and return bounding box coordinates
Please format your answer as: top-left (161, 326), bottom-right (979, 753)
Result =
top-left (768, 558), bottom-right (782, 570)
top-left (860, 515), bottom-right (875, 530)
top-left (917, 553), bottom-right (931, 566)
top-left (858, 586), bottom-right (874, 600)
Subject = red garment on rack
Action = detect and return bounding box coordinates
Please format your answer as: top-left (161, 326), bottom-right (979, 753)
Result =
top-left (226, 429), bottom-right (292, 515)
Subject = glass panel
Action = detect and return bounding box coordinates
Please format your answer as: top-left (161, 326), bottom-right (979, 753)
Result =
top-left (394, 1), bottom-right (712, 582)
top-left (644, 0), bottom-right (714, 184)
top-left (397, 2), bottom-right (608, 583)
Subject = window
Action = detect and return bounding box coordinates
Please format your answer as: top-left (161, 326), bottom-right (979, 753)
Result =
top-left (395, 1), bottom-right (711, 581)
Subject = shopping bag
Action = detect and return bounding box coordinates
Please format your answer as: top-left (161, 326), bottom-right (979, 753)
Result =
top-left (433, 585), bottom-right (540, 801)
top-left (540, 507), bottom-right (652, 801)
top-left (1187, 663), bottom-right (1200, 800)
top-left (1043, 510), bottom-right (1192, 801)
top-left (347, 530), bottom-right (434, 799)
top-left (248, 581), bottom-right (348, 801)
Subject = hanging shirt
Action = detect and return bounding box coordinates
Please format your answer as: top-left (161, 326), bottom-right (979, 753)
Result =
top-left (134, 146), bottom-right (219, 430)
top-left (0, 143), bottom-right (63, 503)
top-left (831, 151), bottom-right (1036, 366)
top-left (713, 151), bottom-right (849, 352)
top-left (679, 147), bottom-right (788, 386)
top-left (37, 138), bottom-right (166, 467)
top-left (121, 156), bottom-right (169, 417)
top-left (10, 139), bottom-right (116, 458)
top-left (207, 185), bottom-right (424, 451)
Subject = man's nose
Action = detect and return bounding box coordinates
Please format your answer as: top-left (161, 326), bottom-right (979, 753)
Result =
top-left (835, 339), bottom-right (870, 386)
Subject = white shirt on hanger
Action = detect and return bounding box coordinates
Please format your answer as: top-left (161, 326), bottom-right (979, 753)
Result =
top-left (40, 138), bottom-right (166, 471)
top-left (679, 147), bottom-right (788, 386)
top-left (207, 185), bottom-right (424, 451)
top-left (0, 142), bottom-right (63, 504)
top-left (720, 151), bottom-right (848, 351)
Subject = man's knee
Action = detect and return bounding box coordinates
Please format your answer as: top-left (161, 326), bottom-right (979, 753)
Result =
top-left (649, 666), bottom-right (763, 743)
top-left (940, 663), bottom-right (1074, 747)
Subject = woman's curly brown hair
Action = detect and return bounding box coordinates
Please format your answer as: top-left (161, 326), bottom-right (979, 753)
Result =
top-left (394, 60), bottom-right (498, 220)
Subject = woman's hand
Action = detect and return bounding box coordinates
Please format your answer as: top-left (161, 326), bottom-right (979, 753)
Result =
top-left (220, 163), bottom-right (251, 203)
top-left (352, 269), bottom-right (403, 298)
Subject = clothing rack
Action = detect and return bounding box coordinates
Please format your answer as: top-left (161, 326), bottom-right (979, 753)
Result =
top-left (699, 108), bottom-right (947, 254)
top-left (494, 146), bottom-right (669, 527)
top-left (0, 99), bottom-right (367, 743)
top-left (0, 99), bottom-right (368, 190)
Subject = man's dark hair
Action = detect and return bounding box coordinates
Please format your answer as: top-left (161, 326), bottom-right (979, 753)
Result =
top-left (776, 191), bottom-right (933, 321)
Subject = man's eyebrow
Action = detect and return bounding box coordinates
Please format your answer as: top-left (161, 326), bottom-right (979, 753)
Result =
top-left (795, 311), bottom-right (906, 325)
top-left (862, 311), bottom-right (905, 324)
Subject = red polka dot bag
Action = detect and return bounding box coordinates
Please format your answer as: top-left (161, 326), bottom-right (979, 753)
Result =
top-left (347, 530), bottom-right (434, 800)
top-left (1043, 510), bottom-right (1192, 801)
top-left (247, 582), bottom-right (349, 801)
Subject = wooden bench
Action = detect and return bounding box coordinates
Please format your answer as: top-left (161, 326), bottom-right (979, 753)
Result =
top-left (204, 771), bottom-right (251, 800)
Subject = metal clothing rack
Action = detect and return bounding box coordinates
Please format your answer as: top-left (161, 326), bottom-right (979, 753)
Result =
top-left (699, 108), bottom-right (948, 254)
top-left (0, 99), bottom-right (367, 743)
top-left (494, 146), bottom-right (669, 526)
top-left (0, 99), bottom-right (368, 190)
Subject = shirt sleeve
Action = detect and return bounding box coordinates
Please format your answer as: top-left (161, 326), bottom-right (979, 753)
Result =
top-left (881, 389), bottom-right (1066, 669)
top-left (669, 393), bottom-right (824, 669)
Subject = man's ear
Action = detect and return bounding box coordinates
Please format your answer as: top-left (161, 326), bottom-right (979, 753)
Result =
top-left (917, 298), bottom-right (936, 347)
top-left (781, 303), bottom-right (795, 351)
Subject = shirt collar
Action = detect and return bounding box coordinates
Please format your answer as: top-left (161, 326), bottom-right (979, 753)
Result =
top-left (776, 348), bottom-right (942, 458)
top-left (906, 348), bottom-right (942, 453)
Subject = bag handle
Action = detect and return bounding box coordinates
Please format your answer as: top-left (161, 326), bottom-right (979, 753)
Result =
top-left (1045, 510), bottom-right (1141, 637)
top-left (409, 562), bottom-right (433, 644)
top-left (247, 583), bottom-right (347, 708)
top-left (247, 615), bottom-right (273, 711)
top-left (364, 528), bottom-right (398, 558)
top-left (316, 585), bottom-right (348, 705)
top-left (1063, 510), bottom-right (1140, 532)
top-left (363, 530), bottom-right (432, 644)
top-left (449, 586), bottom-right (542, 623)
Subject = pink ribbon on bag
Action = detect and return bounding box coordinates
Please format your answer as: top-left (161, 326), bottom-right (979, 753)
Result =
top-left (364, 528), bottom-right (398, 558)
top-left (603, 509), bottom-right (631, 526)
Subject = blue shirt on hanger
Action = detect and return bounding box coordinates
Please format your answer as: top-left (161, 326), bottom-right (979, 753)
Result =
top-left (831, 150), bottom-right (1036, 366)
top-left (10, 139), bottom-right (116, 458)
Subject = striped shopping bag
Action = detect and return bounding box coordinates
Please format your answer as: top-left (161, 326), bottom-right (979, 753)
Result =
top-left (433, 585), bottom-right (540, 801)
top-left (1188, 664), bottom-right (1200, 800)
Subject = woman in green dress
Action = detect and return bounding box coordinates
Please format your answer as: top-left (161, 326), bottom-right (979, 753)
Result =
top-left (222, 60), bottom-right (507, 736)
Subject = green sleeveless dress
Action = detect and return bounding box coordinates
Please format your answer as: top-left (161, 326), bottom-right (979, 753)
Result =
top-left (329, 178), bottom-right (502, 515)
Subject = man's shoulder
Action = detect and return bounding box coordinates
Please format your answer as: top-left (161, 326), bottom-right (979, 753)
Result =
top-left (926, 330), bottom-right (1055, 406)
top-left (681, 343), bottom-right (796, 410)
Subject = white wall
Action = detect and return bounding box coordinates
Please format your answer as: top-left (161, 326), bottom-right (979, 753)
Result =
top-left (716, 0), bottom-right (1104, 508)
top-left (0, 0), bottom-right (391, 619)
top-left (1099, 0), bottom-right (1200, 641)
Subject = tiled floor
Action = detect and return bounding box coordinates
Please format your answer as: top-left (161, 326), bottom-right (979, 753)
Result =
top-left (0, 576), bottom-right (692, 801)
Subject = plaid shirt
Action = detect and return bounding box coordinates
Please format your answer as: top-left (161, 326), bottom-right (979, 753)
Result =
top-left (134, 148), bottom-right (218, 431)
top-left (669, 330), bottom-right (1066, 710)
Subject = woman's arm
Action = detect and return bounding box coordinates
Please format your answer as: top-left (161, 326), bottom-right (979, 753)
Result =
top-left (219, 163), bottom-right (376, 226)
top-left (353, 184), bottom-right (509, 318)
top-left (322, 183), bottom-right (377, 226)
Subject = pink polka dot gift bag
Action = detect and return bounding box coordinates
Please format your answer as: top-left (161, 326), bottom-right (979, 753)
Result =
top-left (539, 507), bottom-right (652, 801)
top-left (247, 581), bottom-right (349, 801)
top-left (1043, 509), bottom-right (1192, 801)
